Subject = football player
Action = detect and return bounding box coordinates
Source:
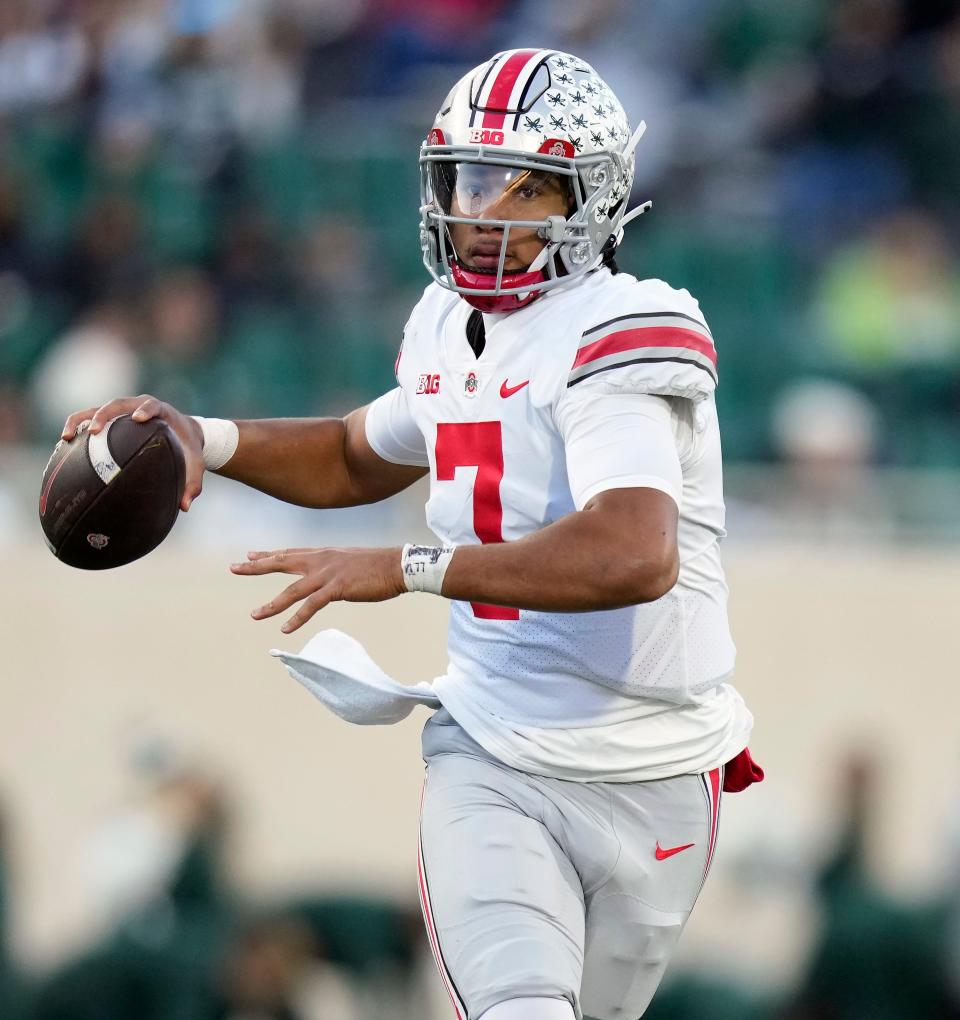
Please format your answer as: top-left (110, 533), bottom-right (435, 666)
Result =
top-left (63, 49), bottom-right (763, 1020)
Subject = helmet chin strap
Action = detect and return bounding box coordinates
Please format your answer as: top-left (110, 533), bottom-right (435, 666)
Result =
top-left (526, 241), bottom-right (559, 274)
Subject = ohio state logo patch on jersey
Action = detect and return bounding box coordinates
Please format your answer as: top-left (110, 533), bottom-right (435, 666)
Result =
top-left (464, 371), bottom-right (479, 397)
top-left (417, 373), bottom-right (441, 394)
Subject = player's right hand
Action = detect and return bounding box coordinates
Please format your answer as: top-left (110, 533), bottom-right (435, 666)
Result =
top-left (62, 395), bottom-right (206, 511)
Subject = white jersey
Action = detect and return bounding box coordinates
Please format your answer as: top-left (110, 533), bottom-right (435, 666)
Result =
top-left (365, 268), bottom-right (753, 781)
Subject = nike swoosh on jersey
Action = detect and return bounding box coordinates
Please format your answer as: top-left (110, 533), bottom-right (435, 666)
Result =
top-left (500, 379), bottom-right (530, 398)
top-left (654, 841), bottom-right (695, 860)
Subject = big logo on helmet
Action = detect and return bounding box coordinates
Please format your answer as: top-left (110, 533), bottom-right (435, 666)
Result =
top-left (469, 128), bottom-right (505, 145)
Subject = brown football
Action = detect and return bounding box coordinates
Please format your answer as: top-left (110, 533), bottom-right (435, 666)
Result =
top-left (39, 415), bottom-right (186, 570)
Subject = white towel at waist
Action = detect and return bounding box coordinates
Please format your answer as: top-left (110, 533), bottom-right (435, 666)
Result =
top-left (271, 629), bottom-right (440, 725)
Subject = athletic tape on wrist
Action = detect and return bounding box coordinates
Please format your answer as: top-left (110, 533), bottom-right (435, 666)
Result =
top-left (192, 416), bottom-right (239, 470)
top-left (401, 543), bottom-right (456, 595)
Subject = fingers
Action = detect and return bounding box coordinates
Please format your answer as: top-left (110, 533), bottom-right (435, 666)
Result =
top-left (230, 550), bottom-right (307, 576)
top-left (246, 549), bottom-right (315, 560)
top-left (62, 395), bottom-right (157, 440)
top-left (61, 409), bottom-right (99, 440)
top-left (130, 396), bottom-right (162, 423)
top-left (181, 460), bottom-right (204, 512)
top-left (230, 549), bottom-right (341, 630)
top-left (89, 395), bottom-right (156, 434)
top-left (280, 589), bottom-right (335, 634)
top-left (166, 407), bottom-right (206, 512)
top-left (251, 578), bottom-right (314, 620)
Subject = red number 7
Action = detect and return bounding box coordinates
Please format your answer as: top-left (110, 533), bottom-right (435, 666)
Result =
top-left (435, 422), bottom-right (519, 620)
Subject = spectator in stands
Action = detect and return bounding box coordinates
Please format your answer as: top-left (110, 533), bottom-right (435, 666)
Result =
top-left (279, 894), bottom-right (425, 1018)
top-left (33, 736), bottom-right (235, 1020)
top-left (896, 13), bottom-right (960, 231)
top-left (766, 378), bottom-right (893, 541)
top-left (141, 266), bottom-right (223, 413)
top-left (0, 0), bottom-right (88, 115)
top-left (0, 163), bottom-right (37, 281)
top-left (28, 301), bottom-right (140, 440)
top-left (57, 194), bottom-right (152, 312)
top-left (812, 208), bottom-right (960, 463)
top-left (815, 209), bottom-right (960, 370)
top-left (782, 752), bottom-right (955, 1020)
top-left (749, 0), bottom-right (913, 254)
top-left (214, 917), bottom-right (318, 1020)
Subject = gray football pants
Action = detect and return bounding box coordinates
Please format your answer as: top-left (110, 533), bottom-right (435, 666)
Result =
top-left (418, 710), bottom-right (723, 1020)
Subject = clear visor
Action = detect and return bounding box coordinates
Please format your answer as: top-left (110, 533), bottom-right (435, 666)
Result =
top-left (429, 161), bottom-right (572, 221)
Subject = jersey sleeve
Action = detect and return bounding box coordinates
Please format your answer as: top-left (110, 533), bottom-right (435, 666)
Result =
top-left (566, 280), bottom-right (717, 401)
top-left (364, 387), bottom-right (430, 467)
top-left (556, 390), bottom-right (683, 511)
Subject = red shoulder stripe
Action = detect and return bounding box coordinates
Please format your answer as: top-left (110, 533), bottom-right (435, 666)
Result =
top-left (573, 325), bottom-right (718, 370)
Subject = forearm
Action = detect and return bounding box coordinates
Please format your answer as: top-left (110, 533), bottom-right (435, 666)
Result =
top-left (234, 490), bottom-right (677, 632)
top-left (438, 500), bottom-right (678, 612)
top-left (215, 417), bottom-right (362, 508)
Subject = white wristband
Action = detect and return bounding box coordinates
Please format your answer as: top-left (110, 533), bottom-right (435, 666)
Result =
top-left (401, 543), bottom-right (456, 595)
top-left (192, 416), bottom-right (240, 470)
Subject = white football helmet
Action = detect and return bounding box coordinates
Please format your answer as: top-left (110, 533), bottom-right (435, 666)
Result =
top-left (419, 48), bottom-right (650, 312)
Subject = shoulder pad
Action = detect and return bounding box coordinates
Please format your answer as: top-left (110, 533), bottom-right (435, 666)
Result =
top-left (567, 278), bottom-right (717, 400)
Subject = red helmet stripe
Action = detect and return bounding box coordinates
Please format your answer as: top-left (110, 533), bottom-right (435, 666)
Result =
top-left (481, 49), bottom-right (540, 129)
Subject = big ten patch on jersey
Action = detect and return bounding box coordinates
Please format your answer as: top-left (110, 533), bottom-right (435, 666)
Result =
top-left (416, 373), bottom-right (441, 394)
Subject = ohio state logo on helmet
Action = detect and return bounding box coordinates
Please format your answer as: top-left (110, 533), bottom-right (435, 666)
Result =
top-left (539, 138), bottom-right (574, 158)
top-left (419, 49), bottom-right (650, 312)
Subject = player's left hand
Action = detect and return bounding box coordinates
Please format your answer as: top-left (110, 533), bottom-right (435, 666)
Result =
top-left (230, 546), bottom-right (406, 633)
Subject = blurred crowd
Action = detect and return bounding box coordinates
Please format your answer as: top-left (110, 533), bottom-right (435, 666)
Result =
top-left (0, 735), bottom-right (429, 1020)
top-left (1, 743), bottom-right (959, 1020)
top-left (0, 0), bottom-right (958, 464)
